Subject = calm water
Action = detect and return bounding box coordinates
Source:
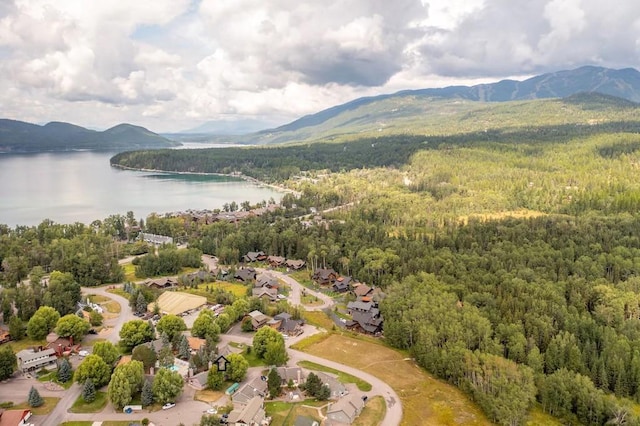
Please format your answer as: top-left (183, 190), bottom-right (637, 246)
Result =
top-left (0, 150), bottom-right (283, 227)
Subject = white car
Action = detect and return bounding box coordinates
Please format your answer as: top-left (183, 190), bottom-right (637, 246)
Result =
top-left (162, 402), bottom-right (176, 410)
top-left (78, 350), bottom-right (89, 357)
top-left (205, 408), bottom-right (218, 414)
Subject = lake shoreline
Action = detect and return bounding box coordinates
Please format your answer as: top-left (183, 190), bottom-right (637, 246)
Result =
top-left (110, 163), bottom-right (301, 196)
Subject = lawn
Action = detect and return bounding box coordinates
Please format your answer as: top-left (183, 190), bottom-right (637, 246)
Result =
top-left (107, 288), bottom-right (130, 300)
top-left (290, 333), bottom-right (331, 351)
top-left (353, 396), bottom-right (386, 426)
top-left (288, 271), bottom-right (318, 290)
top-left (526, 406), bottom-right (564, 426)
top-left (182, 281), bottom-right (248, 300)
top-left (13, 397), bottom-right (60, 415)
top-left (301, 294), bottom-right (323, 307)
top-left (302, 311), bottom-right (335, 331)
top-left (122, 263), bottom-right (136, 282)
top-left (37, 371), bottom-right (74, 390)
top-left (300, 333), bottom-right (491, 426)
top-left (265, 400), bottom-right (323, 426)
top-left (69, 391), bottom-right (108, 413)
top-left (241, 348), bottom-right (267, 367)
top-left (194, 389), bottom-right (225, 404)
top-left (7, 338), bottom-right (46, 353)
top-left (297, 360), bottom-right (372, 391)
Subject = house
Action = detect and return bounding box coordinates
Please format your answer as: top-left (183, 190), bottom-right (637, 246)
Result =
top-left (232, 377), bottom-right (268, 404)
top-left (138, 338), bottom-right (165, 354)
top-left (312, 268), bottom-right (338, 285)
top-left (227, 396), bottom-right (266, 426)
top-left (271, 313), bottom-right (304, 337)
top-left (252, 287), bottom-right (278, 302)
top-left (0, 331), bottom-right (10, 344)
top-left (0, 409), bottom-right (33, 426)
top-left (242, 251), bottom-right (267, 263)
top-left (346, 301), bottom-right (372, 314)
top-left (138, 232), bottom-right (174, 245)
top-left (16, 348), bottom-right (57, 373)
top-left (276, 367), bottom-right (305, 387)
top-left (188, 371), bottom-right (209, 390)
top-left (332, 276), bottom-right (352, 293)
top-left (315, 372), bottom-right (347, 399)
top-left (187, 336), bottom-right (207, 353)
top-left (184, 270), bottom-right (214, 285)
top-left (46, 334), bottom-right (82, 356)
top-left (347, 310), bottom-right (384, 335)
top-left (267, 256), bottom-right (286, 267)
top-left (285, 259), bottom-right (306, 270)
top-left (352, 284), bottom-right (373, 298)
top-left (326, 393), bottom-right (364, 424)
top-left (144, 277), bottom-right (178, 289)
top-left (246, 310), bottom-right (270, 330)
top-left (255, 273), bottom-right (279, 289)
top-left (234, 268), bottom-right (257, 282)
top-left (293, 416), bottom-right (319, 426)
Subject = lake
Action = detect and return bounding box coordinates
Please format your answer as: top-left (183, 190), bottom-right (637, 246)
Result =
top-left (0, 150), bottom-right (283, 227)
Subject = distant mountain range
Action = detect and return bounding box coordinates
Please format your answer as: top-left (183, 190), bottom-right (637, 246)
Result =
top-left (0, 120), bottom-right (179, 153)
top-left (232, 65), bottom-right (640, 145)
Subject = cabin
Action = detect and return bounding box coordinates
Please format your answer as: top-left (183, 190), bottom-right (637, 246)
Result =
top-left (326, 393), bottom-right (365, 424)
top-left (312, 268), bottom-right (338, 285)
top-left (242, 251), bottom-right (267, 263)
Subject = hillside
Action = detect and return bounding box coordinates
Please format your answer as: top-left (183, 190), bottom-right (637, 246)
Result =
top-left (233, 65), bottom-right (640, 145)
top-left (0, 119), bottom-right (180, 152)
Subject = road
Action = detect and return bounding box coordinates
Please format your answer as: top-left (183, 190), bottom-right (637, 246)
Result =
top-left (258, 268), bottom-right (334, 311)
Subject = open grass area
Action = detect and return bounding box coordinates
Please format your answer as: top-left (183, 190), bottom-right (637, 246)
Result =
top-left (107, 288), bottom-right (130, 300)
top-left (288, 271), bottom-right (318, 290)
top-left (69, 391), bottom-right (108, 413)
top-left (302, 311), bottom-right (335, 331)
top-left (7, 338), bottom-right (46, 353)
top-left (37, 372), bottom-right (74, 389)
top-left (242, 347), bottom-right (267, 367)
top-left (103, 422), bottom-right (143, 426)
top-left (301, 333), bottom-right (491, 426)
top-left (353, 395), bottom-right (386, 426)
top-left (13, 397), bottom-right (60, 415)
top-left (182, 281), bottom-right (249, 301)
top-left (301, 294), bottom-right (323, 306)
top-left (265, 400), bottom-right (323, 426)
top-left (194, 389), bottom-right (225, 403)
top-left (122, 263), bottom-right (136, 282)
top-left (297, 360), bottom-right (372, 391)
top-left (290, 332), bottom-right (331, 351)
top-left (526, 406), bottom-right (564, 426)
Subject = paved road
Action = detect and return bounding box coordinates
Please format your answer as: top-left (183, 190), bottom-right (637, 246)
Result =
top-left (81, 284), bottom-right (137, 345)
top-left (258, 268), bottom-right (334, 312)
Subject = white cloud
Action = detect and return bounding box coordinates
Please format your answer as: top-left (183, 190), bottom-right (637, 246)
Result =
top-left (0, 0), bottom-right (640, 132)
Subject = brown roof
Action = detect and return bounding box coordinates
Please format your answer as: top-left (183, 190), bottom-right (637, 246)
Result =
top-left (0, 409), bottom-right (31, 426)
top-left (187, 336), bottom-right (207, 351)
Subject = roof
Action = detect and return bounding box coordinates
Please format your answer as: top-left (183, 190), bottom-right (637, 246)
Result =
top-left (150, 291), bottom-right (207, 316)
top-left (16, 348), bottom-right (56, 363)
top-left (347, 301), bottom-right (372, 312)
top-left (228, 396), bottom-right (265, 424)
top-left (189, 371), bottom-right (208, 388)
top-left (232, 377), bottom-right (268, 404)
top-left (353, 284), bottom-right (373, 296)
top-left (274, 312), bottom-right (292, 321)
top-left (276, 367), bottom-right (305, 383)
top-left (0, 409), bottom-right (31, 426)
top-left (285, 259), bottom-right (306, 269)
top-left (327, 393), bottom-right (363, 421)
top-left (315, 372), bottom-right (346, 396)
top-left (252, 287), bottom-right (277, 300)
top-left (350, 311), bottom-right (383, 334)
top-left (248, 310), bottom-right (269, 322)
top-left (187, 336), bottom-right (207, 351)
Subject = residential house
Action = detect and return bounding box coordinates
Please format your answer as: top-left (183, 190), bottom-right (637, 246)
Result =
top-left (16, 348), bottom-right (57, 373)
top-left (276, 367), bottom-right (305, 387)
top-left (347, 310), bottom-right (384, 335)
top-left (242, 251), bottom-right (267, 263)
top-left (184, 270), bottom-right (214, 285)
top-left (232, 377), bottom-right (268, 405)
top-left (0, 409), bottom-right (33, 426)
top-left (217, 343), bottom-right (234, 358)
top-left (234, 268), bottom-right (257, 282)
top-left (293, 416), bottom-right (319, 426)
top-left (144, 277), bottom-right (177, 289)
top-left (46, 334), bottom-right (81, 357)
top-left (227, 396), bottom-right (266, 426)
top-left (326, 393), bottom-right (365, 425)
top-left (252, 287), bottom-right (278, 302)
top-left (0, 331), bottom-right (10, 344)
top-left (312, 268), bottom-right (338, 286)
top-left (246, 310), bottom-right (270, 330)
top-left (285, 259), bottom-right (306, 270)
top-left (332, 276), bottom-right (353, 293)
top-left (346, 301), bottom-right (372, 314)
top-left (315, 372), bottom-right (347, 399)
top-left (187, 336), bottom-right (207, 354)
top-left (267, 256), bottom-right (286, 267)
top-left (352, 284), bottom-right (373, 298)
top-left (188, 370), bottom-right (209, 390)
top-left (138, 232), bottom-right (174, 245)
top-left (270, 313), bottom-right (304, 337)
top-left (255, 273), bottom-right (279, 289)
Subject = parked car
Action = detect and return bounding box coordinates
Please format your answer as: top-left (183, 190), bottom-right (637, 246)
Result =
top-left (78, 350), bottom-right (89, 357)
top-left (88, 329), bottom-right (98, 335)
top-left (205, 408), bottom-right (217, 414)
top-left (162, 402), bottom-right (176, 410)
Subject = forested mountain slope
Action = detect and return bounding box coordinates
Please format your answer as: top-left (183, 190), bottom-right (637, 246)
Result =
top-left (0, 119), bottom-right (179, 152)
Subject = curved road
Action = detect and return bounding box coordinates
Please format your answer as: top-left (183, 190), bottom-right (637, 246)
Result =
top-left (257, 268), bottom-right (334, 311)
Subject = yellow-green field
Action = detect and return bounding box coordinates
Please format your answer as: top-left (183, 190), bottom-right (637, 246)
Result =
top-left (353, 396), bottom-right (386, 426)
top-left (13, 397), bottom-right (60, 415)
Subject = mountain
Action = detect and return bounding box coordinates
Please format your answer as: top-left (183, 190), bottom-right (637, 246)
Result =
top-left (240, 65), bottom-right (640, 145)
top-left (180, 118), bottom-right (277, 135)
top-left (0, 120), bottom-right (180, 152)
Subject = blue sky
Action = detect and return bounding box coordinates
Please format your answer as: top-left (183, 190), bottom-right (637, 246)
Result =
top-left (1, 0), bottom-right (640, 133)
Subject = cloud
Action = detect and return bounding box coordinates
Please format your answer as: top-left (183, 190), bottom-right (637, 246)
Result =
top-left (1, 0), bottom-right (640, 132)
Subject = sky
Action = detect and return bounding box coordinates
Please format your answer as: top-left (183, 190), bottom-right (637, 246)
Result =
top-left (1, 0), bottom-right (640, 133)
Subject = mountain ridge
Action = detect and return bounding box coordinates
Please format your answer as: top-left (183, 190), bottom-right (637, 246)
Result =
top-left (0, 119), bottom-right (180, 153)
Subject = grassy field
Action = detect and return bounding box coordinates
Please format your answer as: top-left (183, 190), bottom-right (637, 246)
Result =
top-left (301, 294), bottom-right (323, 306)
top-left (69, 391), bottom-right (108, 413)
top-left (13, 397), bottom-right (60, 415)
top-left (37, 371), bottom-right (73, 389)
top-left (182, 281), bottom-right (249, 299)
top-left (122, 263), bottom-right (136, 282)
top-left (265, 400), bottom-right (323, 426)
top-left (194, 389), bottom-right (225, 404)
top-left (300, 333), bottom-right (491, 426)
top-left (353, 395), bottom-right (386, 426)
top-left (302, 311), bottom-right (335, 331)
top-left (107, 288), bottom-right (130, 299)
top-left (297, 360), bottom-right (372, 391)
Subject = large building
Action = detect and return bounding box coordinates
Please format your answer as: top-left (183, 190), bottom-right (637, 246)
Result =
top-left (16, 348), bottom-right (57, 373)
top-left (149, 291), bottom-right (207, 316)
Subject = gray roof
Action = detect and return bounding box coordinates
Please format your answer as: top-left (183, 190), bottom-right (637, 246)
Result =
top-left (232, 377), bottom-right (268, 404)
top-left (17, 348), bottom-right (56, 363)
top-left (228, 396), bottom-right (265, 425)
top-left (347, 301), bottom-right (372, 312)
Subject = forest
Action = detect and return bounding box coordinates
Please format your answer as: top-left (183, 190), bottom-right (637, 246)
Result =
top-left (7, 95), bottom-right (640, 424)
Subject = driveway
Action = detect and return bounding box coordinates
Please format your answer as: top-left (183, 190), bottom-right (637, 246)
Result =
top-left (81, 284), bottom-right (137, 345)
top-left (258, 268), bottom-right (334, 311)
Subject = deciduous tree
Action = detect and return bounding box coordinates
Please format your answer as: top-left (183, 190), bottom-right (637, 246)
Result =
top-left (119, 320), bottom-right (154, 350)
top-left (92, 341), bottom-right (120, 367)
top-left (152, 368), bottom-right (184, 404)
top-left (156, 315), bottom-right (186, 342)
top-left (55, 314), bottom-right (90, 341)
top-left (27, 306), bottom-right (60, 340)
top-left (0, 346), bottom-right (16, 380)
top-left (74, 354), bottom-right (110, 387)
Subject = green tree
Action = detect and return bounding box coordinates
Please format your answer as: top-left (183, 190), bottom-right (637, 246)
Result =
top-left (82, 378), bottom-right (96, 403)
top-left (267, 368), bottom-right (281, 399)
top-left (57, 358), bottom-right (72, 382)
top-left (141, 379), bottom-right (154, 406)
top-left (44, 271), bottom-right (81, 315)
top-left (92, 341), bottom-right (120, 367)
top-left (132, 344), bottom-right (157, 372)
top-left (156, 315), bottom-right (186, 342)
top-left (207, 368), bottom-right (225, 391)
top-left (27, 386), bottom-right (43, 407)
top-left (152, 368), bottom-right (184, 404)
top-left (119, 320), bottom-right (154, 351)
top-left (158, 344), bottom-right (174, 368)
top-left (0, 346), bottom-right (16, 380)
top-left (264, 340), bottom-right (288, 366)
top-left (225, 353), bottom-right (249, 383)
top-left (252, 326), bottom-right (284, 359)
top-left (55, 314), bottom-right (90, 341)
top-left (27, 306), bottom-right (60, 340)
top-left (8, 316), bottom-right (25, 341)
top-left (303, 372), bottom-right (321, 396)
top-left (108, 360), bottom-right (145, 410)
top-left (74, 354), bottom-right (111, 387)
top-left (136, 292), bottom-right (147, 315)
top-left (241, 316), bottom-right (254, 332)
top-left (1, 298), bottom-right (13, 323)
top-left (89, 310), bottom-right (103, 327)
top-left (178, 335), bottom-right (190, 360)
top-left (191, 310), bottom-right (220, 340)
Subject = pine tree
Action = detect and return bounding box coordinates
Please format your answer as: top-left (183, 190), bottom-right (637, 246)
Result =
top-left (178, 335), bottom-right (190, 360)
top-left (28, 386), bottom-right (44, 407)
top-left (57, 358), bottom-right (72, 383)
top-left (82, 378), bottom-right (96, 403)
top-left (141, 379), bottom-right (154, 406)
top-left (317, 384), bottom-right (331, 401)
top-left (136, 292), bottom-right (147, 315)
top-left (267, 368), bottom-right (281, 399)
